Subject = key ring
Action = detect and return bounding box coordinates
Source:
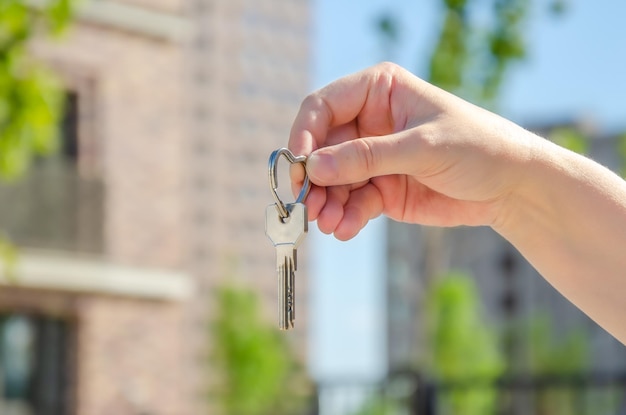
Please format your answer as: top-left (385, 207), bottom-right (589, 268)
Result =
top-left (268, 148), bottom-right (311, 219)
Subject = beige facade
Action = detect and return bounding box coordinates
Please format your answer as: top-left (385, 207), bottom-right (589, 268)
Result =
top-left (187, 0), bottom-right (310, 325)
top-left (0, 0), bottom-right (310, 413)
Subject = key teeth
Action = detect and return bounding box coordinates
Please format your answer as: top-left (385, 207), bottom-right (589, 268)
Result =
top-left (280, 321), bottom-right (295, 331)
top-left (277, 253), bottom-right (296, 330)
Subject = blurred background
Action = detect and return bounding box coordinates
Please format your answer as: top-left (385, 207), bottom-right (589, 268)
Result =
top-left (0, 0), bottom-right (625, 414)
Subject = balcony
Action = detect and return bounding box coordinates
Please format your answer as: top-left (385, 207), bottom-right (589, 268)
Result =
top-left (0, 156), bottom-right (104, 254)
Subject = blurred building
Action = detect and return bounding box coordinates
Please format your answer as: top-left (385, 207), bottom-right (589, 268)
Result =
top-left (386, 125), bottom-right (626, 374)
top-left (187, 0), bottom-right (311, 408)
top-left (0, 0), bottom-right (310, 414)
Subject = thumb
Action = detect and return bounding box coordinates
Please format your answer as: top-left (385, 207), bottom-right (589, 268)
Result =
top-left (306, 132), bottom-right (414, 186)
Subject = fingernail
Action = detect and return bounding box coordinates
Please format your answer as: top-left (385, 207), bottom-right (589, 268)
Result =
top-left (307, 151), bottom-right (337, 183)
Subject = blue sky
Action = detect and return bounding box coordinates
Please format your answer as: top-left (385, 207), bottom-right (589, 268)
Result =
top-left (313, 0), bottom-right (626, 129)
top-left (308, 0), bottom-right (626, 381)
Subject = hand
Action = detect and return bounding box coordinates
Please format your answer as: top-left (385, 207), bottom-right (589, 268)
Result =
top-left (289, 62), bottom-right (535, 240)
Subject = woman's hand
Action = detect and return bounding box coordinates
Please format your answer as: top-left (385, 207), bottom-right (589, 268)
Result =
top-left (289, 62), bottom-right (534, 240)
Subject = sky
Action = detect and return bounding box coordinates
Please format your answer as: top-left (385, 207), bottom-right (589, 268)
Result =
top-left (307, 0), bottom-right (626, 382)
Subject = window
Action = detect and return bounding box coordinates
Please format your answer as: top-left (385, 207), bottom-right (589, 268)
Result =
top-left (60, 92), bottom-right (79, 162)
top-left (0, 314), bottom-right (71, 415)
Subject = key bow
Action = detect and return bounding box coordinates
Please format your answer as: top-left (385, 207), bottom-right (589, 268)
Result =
top-left (268, 148), bottom-right (311, 219)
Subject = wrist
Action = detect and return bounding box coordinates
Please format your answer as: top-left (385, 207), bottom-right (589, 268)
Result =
top-left (490, 130), bottom-right (559, 237)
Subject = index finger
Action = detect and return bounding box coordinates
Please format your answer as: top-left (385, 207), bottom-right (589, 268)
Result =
top-left (288, 67), bottom-right (375, 157)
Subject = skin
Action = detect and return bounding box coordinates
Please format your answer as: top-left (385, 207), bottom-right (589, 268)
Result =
top-left (288, 62), bottom-right (626, 344)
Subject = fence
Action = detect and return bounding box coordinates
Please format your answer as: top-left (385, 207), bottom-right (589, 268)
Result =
top-left (313, 370), bottom-right (626, 415)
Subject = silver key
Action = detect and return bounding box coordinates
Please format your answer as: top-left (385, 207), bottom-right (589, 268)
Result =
top-left (265, 202), bottom-right (308, 330)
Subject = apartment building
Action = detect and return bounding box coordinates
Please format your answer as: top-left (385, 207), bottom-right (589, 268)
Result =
top-left (386, 125), bottom-right (626, 374)
top-left (0, 0), bottom-right (310, 414)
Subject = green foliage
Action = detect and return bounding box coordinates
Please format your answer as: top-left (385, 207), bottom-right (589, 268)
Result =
top-left (352, 395), bottom-right (401, 415)
top-left (428, 0), bottom-right (529, 105)
top-left (209, 284), bottom-right (310, 415)
top-left (0, 232), bottom-right (18, 282)
top-left (425, 272), bottom-right (505, 415)
top-left (376, 14), bottom-right (399, 44)
top-left (0, 0), bottom-right (76, 181)
top-left (548, 0), bottom-right (568, 17)
top-left (524, 312), bottom-right (588, 375)
top-left (374, 1), bottom-right (573, 105)
top-left (549, 127), bottom-right (589, 155)
top-left (616, 132), bottom-right (626, 178)
top-left (429, 6), bottom-right (467, 93)
top-left (45, 0), bottom-right (75, 35)
top-left (521, 312), bottom-right (589, 415)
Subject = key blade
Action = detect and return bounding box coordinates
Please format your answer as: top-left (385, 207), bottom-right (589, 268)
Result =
top-left (276, 245), bottom-right (296, 330)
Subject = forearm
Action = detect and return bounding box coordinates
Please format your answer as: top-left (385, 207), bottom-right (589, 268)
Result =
top-left (495, 134), bottom-right (626, 341)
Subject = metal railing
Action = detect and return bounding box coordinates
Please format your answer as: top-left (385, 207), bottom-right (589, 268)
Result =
top-left (0, 157), bottom-right (104, 254)
top-left (313, 370), bottom-right (626, 415)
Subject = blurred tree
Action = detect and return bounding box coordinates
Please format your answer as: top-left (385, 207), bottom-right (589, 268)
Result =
top-left (525, 313), bottom-right (588, 376)
top-left (209, 284), bottom-right (310, 415)
top-left (353, 395), bottom-right (401, 415)
top-left (376, 0), bottom-right (568, 106)
top-left (548, 126), bottom-right (589, 154)
top-left (429, 0), bottom-right (529, 104)
top-left (425, 272), bottom-right (505, 415)
top-left (617, 133), bottom-right (626, 178)
top-left (523, 312), bottom-right (589, 415)
top-left (0, 231), bottom-right (17, 280)
top-left (0, 0), bottom-right (75, 181)
top-left (376, 13), bottom-right (400, 61)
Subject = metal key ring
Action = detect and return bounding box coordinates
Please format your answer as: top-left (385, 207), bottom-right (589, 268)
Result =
top-left (268, 148), bottom-right (311, 219)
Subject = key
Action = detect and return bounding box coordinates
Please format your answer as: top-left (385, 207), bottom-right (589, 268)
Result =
top-left (265, 202), bottom-right (308, 330)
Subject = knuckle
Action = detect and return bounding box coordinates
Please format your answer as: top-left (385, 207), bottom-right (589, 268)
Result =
top-left (299, 93), bottom-right (321, 116)
top-left (375, 61), bottom-right (400, 73)
top-left (353, 138), bottom-right (378, 175)
top-left (301, 92), bottom-right (333, 126)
